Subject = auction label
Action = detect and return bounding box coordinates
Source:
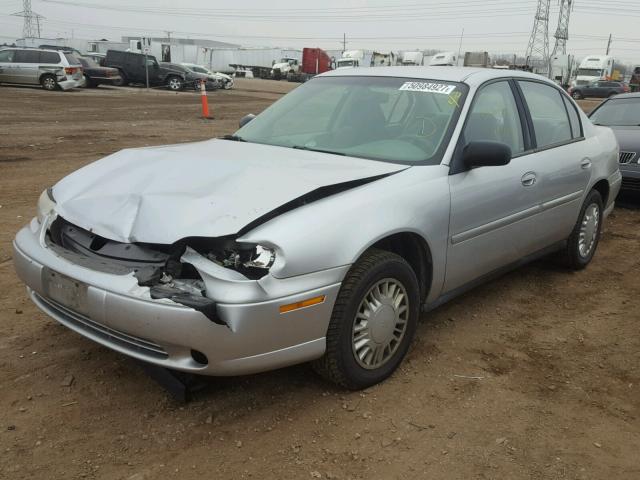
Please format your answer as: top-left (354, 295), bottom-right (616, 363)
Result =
top-left (399, 82), bottom-right (456, 94)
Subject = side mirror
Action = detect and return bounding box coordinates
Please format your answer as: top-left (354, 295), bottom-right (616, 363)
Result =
top-left (463, 141), bottom-right (511, 169)
top-left (239, 114), bottom-right (256, 128)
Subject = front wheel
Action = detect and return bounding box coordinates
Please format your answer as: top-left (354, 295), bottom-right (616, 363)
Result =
top-left (312, 249), bottom-right (420, 389)
top-left (166, 76), bottom-right (183, 91)
top-left (572, 90), bottom-right (583, 100)
top-left (560, 189), bottom-right (603, 270)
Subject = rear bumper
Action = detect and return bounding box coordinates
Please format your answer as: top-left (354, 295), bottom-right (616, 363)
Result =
top-left (13, 219), bottom-right (344, 376)
top-left (57, 78), bottom-right (82, 90)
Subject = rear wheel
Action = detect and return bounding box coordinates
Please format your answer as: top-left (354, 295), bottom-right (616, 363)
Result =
top-left (560, 189), bottom-right (603, 270)
top-left (40, 74), bottom-right (57, 91)
top-left (166, 76), bottom-right (183, 91)
top-left (571, 90), bottom-right (583, 100)
top-left (312, 249), bottom-right (420, 389)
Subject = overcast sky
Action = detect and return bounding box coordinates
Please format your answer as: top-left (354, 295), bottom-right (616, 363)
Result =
top-left (1, 0), bottom-right (639, 63)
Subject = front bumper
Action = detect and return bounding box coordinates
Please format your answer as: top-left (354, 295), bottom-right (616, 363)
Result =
top-left (619, 164), bottom-right (640, 193)
top-left (13, 219), bottom-right (345, 375)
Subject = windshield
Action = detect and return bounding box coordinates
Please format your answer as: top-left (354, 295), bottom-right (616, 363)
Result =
top-left (577, 68), bottom-right (602, 77)
top-left (79, 56), bottom-right (99, 68)
top-left (590, 97), bottom-right (640, 126)
top-left (235, 76), bottom-right (468, 164)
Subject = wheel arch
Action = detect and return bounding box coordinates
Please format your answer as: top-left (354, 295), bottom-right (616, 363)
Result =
top-left (365, 231), bottom-right (433, 303)
top-left (591, 178), bottom-right (610, 205)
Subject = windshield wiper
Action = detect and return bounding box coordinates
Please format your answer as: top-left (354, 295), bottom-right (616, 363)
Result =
top-left (222, 134), bottom-right (246, 142)
top-left (292, 145), bottom-right (345, 156)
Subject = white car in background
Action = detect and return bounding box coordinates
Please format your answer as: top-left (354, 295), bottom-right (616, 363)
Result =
top-left (181, 63), bottom-right (234, 89)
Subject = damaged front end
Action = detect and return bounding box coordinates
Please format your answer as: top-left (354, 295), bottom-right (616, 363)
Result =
top-left (47, 216), bottom-right (276, 328)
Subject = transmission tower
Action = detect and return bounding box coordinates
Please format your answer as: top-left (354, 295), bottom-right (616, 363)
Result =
top-left (525, 0), bottom-right (551, 72)
top-left (11, 0), bottom-right (45, 38)
top-left (552, 0), bottom-right (574, 56)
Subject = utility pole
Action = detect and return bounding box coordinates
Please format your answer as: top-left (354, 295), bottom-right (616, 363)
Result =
top-left (165, 30), bottom-right (173, 62)
top-left (342, 33), bottom-right (346, 53)
top-left (525, 0), bottom-right (551, 74)
top-left (606, 34), bottom-right (612, 55)
top-left (11, 0), bottom-right (45, 38)
top-left (457, 28), bottom-right (464, 66)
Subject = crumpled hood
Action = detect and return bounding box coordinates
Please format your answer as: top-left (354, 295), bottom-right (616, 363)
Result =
top-left (53, 139), bottom-right (405, 244)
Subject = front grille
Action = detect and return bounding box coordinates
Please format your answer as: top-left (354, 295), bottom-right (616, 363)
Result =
top-left (619, 151), bottom-right (637, 164)
top-left (32, 292), bottom-right (168, 359)
top-left (621, 177), bottom-right (640, 192)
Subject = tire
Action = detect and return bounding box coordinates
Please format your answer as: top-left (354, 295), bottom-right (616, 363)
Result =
top-left (572, 90), bottom-right (583, 100)
top-left (608, 91), bottom-right (618, 98)
top-left (166, 76), bottom-right (183, 91)
top-left (312, 248), bottom-right (420, 390)
top-left (560, 189), bottom-right (603, 270)
top-left (112, 70), bottom-right (127, 87)
top-left (223, 80), bottom-right (232, 90)
top-left (40, 74), bottom-right (57, 91)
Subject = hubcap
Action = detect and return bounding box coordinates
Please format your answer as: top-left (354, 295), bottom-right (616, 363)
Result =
top-left (169, 78), bottom-right (180, 90)
top-left (352, 278), bottom-right (409, 370)
top-left (43, 77), bottom-right (55, 89)
top-left (578, 203), bottom-right (600, 257)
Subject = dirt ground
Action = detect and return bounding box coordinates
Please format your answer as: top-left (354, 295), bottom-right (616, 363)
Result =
top-left (0, 79), bottom-right (638, 480)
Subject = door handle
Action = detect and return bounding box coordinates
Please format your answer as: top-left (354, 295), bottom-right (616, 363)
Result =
top-left (580, 159), bottom-right (592, 169)
top-left (521, 172), bottom-right (537, 187)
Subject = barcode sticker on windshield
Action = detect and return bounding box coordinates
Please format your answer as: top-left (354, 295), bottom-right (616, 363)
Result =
top-left (399, 82), bottom-right (456, 95)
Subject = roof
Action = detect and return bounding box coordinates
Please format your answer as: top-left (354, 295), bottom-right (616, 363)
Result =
top-left (321, 66), bottom-right (555, 87)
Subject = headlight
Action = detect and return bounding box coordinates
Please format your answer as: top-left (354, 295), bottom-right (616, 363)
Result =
top-left (206, 243), bottom-right (276, 279)
top-left (243, 245), bottom-right (276, 269)
top-left (36, 187), bottom-right (56, 223)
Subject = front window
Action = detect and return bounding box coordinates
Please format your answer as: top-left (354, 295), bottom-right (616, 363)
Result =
top-left (235, 76), bottom-right (468, 164)
top-left (576, 68), bottom-right (602, 77)
top-left (590, 97), bottom-right (640, 127)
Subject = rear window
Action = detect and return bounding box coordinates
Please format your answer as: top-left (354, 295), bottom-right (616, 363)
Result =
top-left (64, 53), bottom-right (81, 65)
top-left (40, 51), bottom-right (60, 63)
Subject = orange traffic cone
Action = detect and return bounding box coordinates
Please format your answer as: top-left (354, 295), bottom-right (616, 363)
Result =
top-left (200, 80), bottom-right (212, 119)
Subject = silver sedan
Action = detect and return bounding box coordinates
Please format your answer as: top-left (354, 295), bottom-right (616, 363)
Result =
top-left (13, 67), bottom-right (621, 389)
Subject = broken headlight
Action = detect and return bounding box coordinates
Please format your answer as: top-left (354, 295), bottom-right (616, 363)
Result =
top-left (36, 187), bottom-right (56, 223)
top-left (208, 243), bottom-right (276, 279)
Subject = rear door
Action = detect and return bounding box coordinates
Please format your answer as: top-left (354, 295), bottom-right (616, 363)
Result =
top-left (0, 49), bottom-right (17, 83)
top-left (445, 79), bottom-right (541, 292)
top-left (513, 80), bottom-right (590, 252)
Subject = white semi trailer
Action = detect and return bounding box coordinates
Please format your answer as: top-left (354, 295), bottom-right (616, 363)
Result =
top-left (573, 55), bottom-right (614, 86)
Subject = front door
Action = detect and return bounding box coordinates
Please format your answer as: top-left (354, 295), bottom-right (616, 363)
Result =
top-left (445, 80), bottom-right (542, 292)
top-left (0, 49), bottom-right (17, 83)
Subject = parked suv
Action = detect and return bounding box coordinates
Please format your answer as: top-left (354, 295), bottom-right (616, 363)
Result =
top-left (569, 80), bottom-right (629, 99)
top-left (104, 50), bottom-right (191, 90)
top-left (0, 47), bottom-right (83, 90)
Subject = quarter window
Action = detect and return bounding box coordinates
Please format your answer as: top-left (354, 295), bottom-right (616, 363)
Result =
top-left (519, 81), bottom-right (572, 148)
top-left (40, 52), bottom-right (60, 63)
top-left (463, 81), bottom-right (524, 155)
